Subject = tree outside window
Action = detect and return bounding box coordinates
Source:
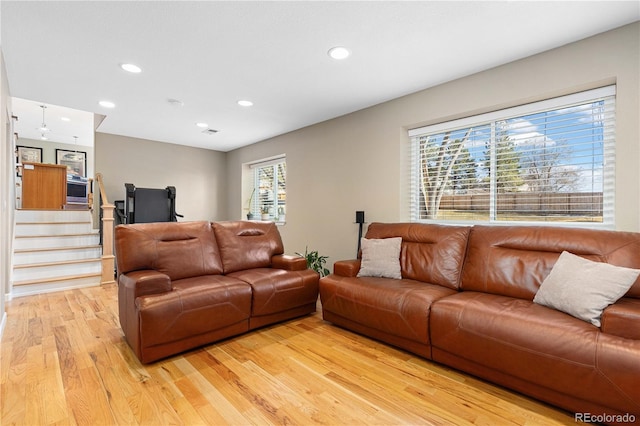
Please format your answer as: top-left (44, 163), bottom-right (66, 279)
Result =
top-left (410, 87), bottom-right (615, 225)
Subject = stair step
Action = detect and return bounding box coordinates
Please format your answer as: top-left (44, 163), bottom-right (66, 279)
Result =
top-left (15, 209), bottom-right (92, 223)
top-left (13, 272), bottom-right (102, 286)
top-left (15, 221), bottom-right (91, 225)
top-left (13, 245), bottom-right (102, 265)
top-left (14, 258), bottom-right (100, 269)
top-left (12, 273), bottom-right (102, 297)
top-left (14, 233), bottom-right (100, 250)
top-left (14, 244), bottom-right (102, 253)
top-left (12, 258), bottom-right (101, 281)
top-left (15, 221), bottom-right (94, 236)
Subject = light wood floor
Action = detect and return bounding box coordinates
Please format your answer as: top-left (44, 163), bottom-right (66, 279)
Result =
top-left (1, 284), bottom-right (575, 425)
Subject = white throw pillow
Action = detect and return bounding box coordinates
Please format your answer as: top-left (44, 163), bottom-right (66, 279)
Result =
top-left (357, 237), bottom-right (402, 279)
top-left (533, 251), bottom-right (640, 327)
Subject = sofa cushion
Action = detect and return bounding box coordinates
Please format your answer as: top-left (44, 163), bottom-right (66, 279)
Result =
top-left (357, 237), bottom-right (402, 279)
top-left (432, 292), bottom-right (598, 371)
top-left (320, 274), bottom-right (457, 349)
top-left (364, 223), bottom-right (470, 290)
top-left (137, 275), bottom-right (252, 348)
top-left (212, 221), bottom-right (284, 273)
top-left (115, 221), bottom-right (224, 280)
top-left (431, 291), bottom-right (640, 415)
top-left (461, 225), bottom-right (640, 300)
top-left (533, 251), bottom-right (640, 327)
top-left (228, 268), bottom-right (319, 317)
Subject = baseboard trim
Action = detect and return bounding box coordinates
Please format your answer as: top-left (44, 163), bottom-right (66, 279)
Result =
top-left (0, 311), bottom-right (7, 340)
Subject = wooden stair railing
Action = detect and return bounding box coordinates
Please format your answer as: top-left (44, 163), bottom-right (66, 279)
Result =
top-left (88, 177), bottom-right (94, 211)
top-left (95, 173), bottom-right (115, 285)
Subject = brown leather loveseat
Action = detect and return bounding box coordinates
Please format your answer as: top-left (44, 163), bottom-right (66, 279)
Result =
top-left (320, 223), bottom-right (640, 421)
top-left (115, 220), bottom-right (319, 363)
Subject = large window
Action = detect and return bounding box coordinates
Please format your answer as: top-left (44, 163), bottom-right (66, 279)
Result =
top-left (408, 86), bottom-right (615, 226)
top-left (246, 156), bottom-right (286, 222)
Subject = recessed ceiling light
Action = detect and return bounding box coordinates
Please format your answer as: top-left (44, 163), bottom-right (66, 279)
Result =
top-left (99, 100), bottom-right (116, 108)
top-left (120, 63), bottom-right (142, 73)
top-left (238, 100), bottom-right (253, 107)
top-left (196, 122), bottom-right (208, 128)
top-left (60, 117), bottom-right (71, 122)
top-left (328, 46), bottom-right (350, 60)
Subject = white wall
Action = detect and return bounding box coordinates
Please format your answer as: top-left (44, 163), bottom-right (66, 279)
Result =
top-left (95, 133), bottom-right (227, 222)
top-left (225, 23), bottom-right (640, 267)
top-left (1, 46), bottom-right (11, 330)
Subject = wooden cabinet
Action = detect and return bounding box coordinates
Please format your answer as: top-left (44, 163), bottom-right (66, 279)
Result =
top-left (21, 162), bottom-right (67, 209)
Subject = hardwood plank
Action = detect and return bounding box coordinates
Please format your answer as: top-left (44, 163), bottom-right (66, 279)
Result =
top-left (24, 344), bottom-right (45, 426)
top-left (1, 283), bottom-right (576, 425)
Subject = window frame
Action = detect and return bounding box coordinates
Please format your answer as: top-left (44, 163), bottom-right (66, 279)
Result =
top-left (407, 85), bottom-right (616, 228)
top-left (245, 155), bottom-right (286, 223)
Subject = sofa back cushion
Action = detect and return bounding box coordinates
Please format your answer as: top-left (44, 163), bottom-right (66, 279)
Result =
top-left (212, 221), bottom-right (285, 274)
top-left (364, 223), bottom-right (471, 290)
top-left (115, 221), bottom-right (223, 280)
top-left (461, 225), bottom-right (640, 300)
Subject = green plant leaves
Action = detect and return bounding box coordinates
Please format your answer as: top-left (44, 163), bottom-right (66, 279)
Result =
top-left (295, 246), bottom-right (330, 277)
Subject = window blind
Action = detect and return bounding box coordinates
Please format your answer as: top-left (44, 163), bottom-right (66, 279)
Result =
top-left (408, 86), bottom-right (616, 226)
top-left (244, 155), bottom-right (286, 221)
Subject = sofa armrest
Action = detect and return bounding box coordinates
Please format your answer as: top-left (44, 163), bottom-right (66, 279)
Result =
top-left (601, 298), bottom-right (640, 340)
top-left (272, 254), bottom-right (308, 271)
top-left (119, 270), bottom-right (172, 299)
top-left (333, 259), bottom-right (361, 277)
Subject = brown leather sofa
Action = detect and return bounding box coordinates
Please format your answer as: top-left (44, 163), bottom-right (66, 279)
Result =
top-left (115, 220), bottom-right (319, 363)
top-left (320, 223), bottom-right (640, 421)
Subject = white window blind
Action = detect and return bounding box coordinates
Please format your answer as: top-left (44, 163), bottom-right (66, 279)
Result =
top-left (408, 86), bottom-right (616, 226)
top-left (246, 156), bottom-right (286, 222)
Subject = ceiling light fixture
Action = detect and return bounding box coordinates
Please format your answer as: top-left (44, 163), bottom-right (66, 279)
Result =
top-left (120, 63), bottom-right (142, 73)
top-left (40, 134), bottom-right (48, 141)
top-left (38, 104), bottom-right (50, 133)
top-left (60, 117), bottom-right (71, 122)
top-left (99, 100), bottom-right (116, 108)
top-left (238, 100), bottom-right (253, 107)
top-left (196, 122), bottom-right (208, 128)
top-left (328, 46), bottom-right (350, 60)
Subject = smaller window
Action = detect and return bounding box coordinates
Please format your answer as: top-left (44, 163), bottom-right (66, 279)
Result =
top-left (244, 156), bottom-right (286, 222)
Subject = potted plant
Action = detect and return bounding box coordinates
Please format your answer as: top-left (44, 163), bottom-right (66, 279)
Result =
top-left (245, 188), bottom-right (255, 220)
top-left (295, 247), bottom-right (330, 277)
top-left (261, 206), bottom-right (270, 220)
top-left (277, 206), bottom-right (286, 222)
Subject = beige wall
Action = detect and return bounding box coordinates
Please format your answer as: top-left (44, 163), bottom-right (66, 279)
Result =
top-left (226, 22), bottom-right (640, 266)
top-left (4, 23), bottom-right (638, 281)
top-left (95, 133), bottom-right (227, 222)
top-left (17, 137), bottom-right (95, 178)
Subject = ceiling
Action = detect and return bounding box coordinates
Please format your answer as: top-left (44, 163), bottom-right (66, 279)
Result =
top-left (2, 1), bottom-right (639, 152)
top-left (11, 97), bottom-right (96, 147)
